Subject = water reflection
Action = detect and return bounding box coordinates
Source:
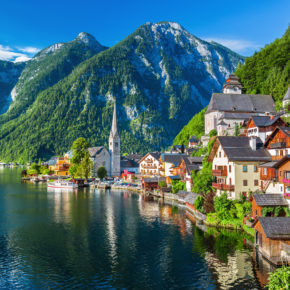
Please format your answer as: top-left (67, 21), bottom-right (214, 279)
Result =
top-left (0, 169), bottom-right (269, 289)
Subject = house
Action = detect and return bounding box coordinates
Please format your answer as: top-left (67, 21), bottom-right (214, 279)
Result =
top-left (142, 177), bottom-right (165, 191)
top-left (176, 156), bottom-right (203, 191)
top-left (139, 152), bottom-right (161, 176)
top-left (254, 217), bottom-right (290, 265)
top-left (205, 74), bottom-right (276, 135)
top-left (264, 127), bottom-right (290, 160)
top-left (121, 156), bottom-right (140, 174)
top-left (54, 156), bottom-right (70, 176)
top-left (250, 194), bottom-right (289, 217)
top-left (208, 136), bottom-right (272, 199)
top-left (188, 136), bottom-right (199, 148)
top-left (246, 116), bottom-right (286, 143)
top-left (159, 153), bottom-right (188, 177)
top-left (259, 155), bottom-right (290, 200)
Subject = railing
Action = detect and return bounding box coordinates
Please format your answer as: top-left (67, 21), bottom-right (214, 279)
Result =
top-left (223, 184), bottom-right (235, 191)
top-left (141, 165), bottom-right (157, 169)
top-left (212, 183), bottom-right (222, 189)
top-left (212, 169), bottom-right (227, 177)
top-left (212, 183), bottom-right (234, 191)
top-left (270, 141), bottom-right (286, 149)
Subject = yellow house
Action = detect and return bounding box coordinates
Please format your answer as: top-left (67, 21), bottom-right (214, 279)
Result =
top-left (54, 157), bottom-right (70, 176)
top-left (208, 136), bottom-right (272, 199)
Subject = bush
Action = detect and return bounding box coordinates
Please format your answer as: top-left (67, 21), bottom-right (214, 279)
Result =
top-left (206, 213), bottom-right (220, 226)
top-left (267, 266), bottom-right (290, 290)
top-left (194, 195), bottom-right (204, 212)
top-left (209, 129), bottom-right (217, 137)
top-left (172, 180), bottom-right (186, 194)
top-left (158, 181), bottom-right (167, 188)
top-left (97, 166), bottom-right (107, 180)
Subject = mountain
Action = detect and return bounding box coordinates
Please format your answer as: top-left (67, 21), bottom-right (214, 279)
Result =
top-left (0, 32), bottom-right (106, 121)
top-left (0, 60), bottom-right (25, 114)
top-left (235, 26), bottom-right (290, 108)
top-left (173, 26), bottom-right (290, 148)
top-left (0, 22), bottom-right (243, 162)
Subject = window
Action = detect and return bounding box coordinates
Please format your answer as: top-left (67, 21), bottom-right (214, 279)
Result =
top-left (115, 142), bottom-right (118, 147)
top-left (254, 165), bottom-right (258, 172)
top-left (280, 170), bottom-right (282, 177)
top-left (219, 152), bottom-right (221, 158)
top-left (229, 178), bottom-right (232, 185)
top-left (243, 180), bottom-right (248, 186)
top-left (243, 165), bottom-right (247, 172)
top-left (263, 168), bottom-right (267, 175)
top-left (229, 165), bottom-right (231, 173)
top-left (254, 180), bottom-right (259, 186)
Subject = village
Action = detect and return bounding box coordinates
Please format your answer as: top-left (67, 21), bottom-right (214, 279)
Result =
top-left (16, 74), bottom-right (290, 269)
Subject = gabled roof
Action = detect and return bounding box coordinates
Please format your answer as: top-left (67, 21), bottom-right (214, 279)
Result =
top-left (206, 93), bottom-right (275, 114)
top-left (88, 146), bottom-right (107, 157)
top-left (208, 136), bottom-right (272, 162)
top-left (264, 126), bottom-right (290, 147)
top-left (182, 156), bottom-right (203, 174)
top-left (161, 153), bottom-right (188, 165)
top-left (252, 194), bottom-right (288, 206)
top-left (257, 217), bottom-right (290, 239)
top-left (250, 115), bottom-right (283, 127)
top-left (125, 153), bottom-right (143, 162)
top-left (283, 87), bottom-right (290, 102)
top-left (138, 152), bottom-right (161, 164)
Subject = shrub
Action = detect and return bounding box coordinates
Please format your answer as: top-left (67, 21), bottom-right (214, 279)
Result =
top-left (267, 266), bottom-right (290, 290)
top-left (158, 181), bottom-right (167, 188)
top-left (194, 195), bottom-right (204, 212)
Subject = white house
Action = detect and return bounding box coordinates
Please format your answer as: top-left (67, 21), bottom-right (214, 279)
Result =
top-left (139, 152), bottom-right (161, 176)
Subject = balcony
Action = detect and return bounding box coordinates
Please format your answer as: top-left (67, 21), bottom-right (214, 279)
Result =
top-left (212, 183), bottom-right (222, 189)
top-left (212, 183), bottom-right (235, 191)
top-left (212, 169), bottom-right (227, 177)
top-left (270, 141), bottom-right (286, 149)
top-left (223, 184), bottom-right (235, 191)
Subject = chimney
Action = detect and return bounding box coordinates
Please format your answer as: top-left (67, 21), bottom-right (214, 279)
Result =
top-left (249, 136), bottom-right (257, 151)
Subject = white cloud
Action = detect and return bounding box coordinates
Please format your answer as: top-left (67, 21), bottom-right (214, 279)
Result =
top-left (204, 37), bottom-right (260, 53)
top-left (14, 55), bottom-right (31, 63)
top-left (17, 46), bottom-right (40, 54)
top-left (0, 44), bottom-right (38, 62)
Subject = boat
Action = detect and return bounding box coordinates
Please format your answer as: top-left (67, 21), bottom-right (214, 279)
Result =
top-left (47, 180), bottom-right (78, 189)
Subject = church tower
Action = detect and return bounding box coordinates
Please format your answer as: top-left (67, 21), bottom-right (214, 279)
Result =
top-left (109, 101), bottom-right (121, 177)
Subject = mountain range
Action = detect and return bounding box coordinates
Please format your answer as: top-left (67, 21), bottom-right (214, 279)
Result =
top-left (0, 22), bottom-right (244, 162)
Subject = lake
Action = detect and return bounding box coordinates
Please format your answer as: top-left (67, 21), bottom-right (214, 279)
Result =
top-left (0, 167), bottom-right (269, 289)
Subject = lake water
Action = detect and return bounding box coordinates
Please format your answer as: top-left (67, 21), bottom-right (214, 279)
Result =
top-left (0, 168), bottom-right (268, 289)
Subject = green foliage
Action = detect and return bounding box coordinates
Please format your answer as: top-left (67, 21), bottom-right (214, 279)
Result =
top-left (192, 167), bottom-right (213, 194)
top-left (171, 180), bottom-right (186, 194)
top-left (173, 107), bottom-right (207, 146)
top-left (68, 165), bottom-right (78, 178)
top-left (234, 123), bottom-right (240, 136)
top-left (158, 181), bottom-right (167, 188)
top-left (71, 138), bottom-right (90, 165)
top-left (206, 213), bottom-right (220, 226)
top-left (262, 206), bottom-right (289, 217)
top-left (209, 129), bottom-right (217, 137)
top-left (97, 166), bottom-right (107, 180)
top-left (27, 163), bottom-right (50, 175)
top-left (235, 26), bottom-right (290, 107)
top-left (267, 266), bottom-right (290, 290)
top-left (194, 195), bottom-right (204, 212)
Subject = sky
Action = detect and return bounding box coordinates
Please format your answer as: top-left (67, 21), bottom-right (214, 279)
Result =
top-left (0, 0), bottom-right (289, 62)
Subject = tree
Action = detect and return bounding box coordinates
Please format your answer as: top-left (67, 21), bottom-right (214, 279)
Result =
top-left (97, 166), bottom-right (107, 180)
top-left (71, 138), bottom-right (90, 165)
top-left (80, 151), bottom-right (93, 180)
top-left (68, 164), bottom-right (78, 178)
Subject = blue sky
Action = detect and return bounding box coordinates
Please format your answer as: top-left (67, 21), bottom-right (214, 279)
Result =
top-left (0, 0), bottom-right (289, 61)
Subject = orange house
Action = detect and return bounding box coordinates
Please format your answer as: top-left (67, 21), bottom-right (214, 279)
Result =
top-left (54, 157), bottom-right (70, 176)
top-left (254, 217), bottom-right (290, 265)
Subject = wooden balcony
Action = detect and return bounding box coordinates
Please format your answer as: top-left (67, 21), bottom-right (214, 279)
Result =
top-left (270, 141), bottom-right (286, 149)
top-left (223, 184), bottom-right (235, 191)
top-left (212, 183), bottom-right (234, 191)
top-left (212, 182), bottom-right (222, 189)
top-left (212, 169), bottom-right (227, 177)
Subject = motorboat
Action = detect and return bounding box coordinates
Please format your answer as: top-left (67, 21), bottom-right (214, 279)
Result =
top-left (47, 179), bottom-right (78, 189)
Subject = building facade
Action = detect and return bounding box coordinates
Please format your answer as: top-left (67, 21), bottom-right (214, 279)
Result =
top-left (139, 152), bottom-right (161, 176)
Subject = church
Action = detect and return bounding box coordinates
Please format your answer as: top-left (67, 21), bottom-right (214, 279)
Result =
top-left (204, 74), bottom-right (276, 135)
top-left (88, 101), bottom-right (121, 177)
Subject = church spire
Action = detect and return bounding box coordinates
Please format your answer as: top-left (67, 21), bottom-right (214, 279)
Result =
top-left (110, 100), bottom-right (118, 137)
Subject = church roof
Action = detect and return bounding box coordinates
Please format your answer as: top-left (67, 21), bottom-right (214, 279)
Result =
top-left (110, 101), bottom-right (119, 138)
top-left (206, 93), bottom-right (275, 114)
top-left (283, 87), bottom-right (290, 102)
top-left (88, 146), bottom-right (107, 157)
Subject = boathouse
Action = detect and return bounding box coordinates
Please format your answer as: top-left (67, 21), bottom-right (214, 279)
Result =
top-left (254, 217), bottom-right (290, 265)
top-left (250, 194), bottom-right (289, 217)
